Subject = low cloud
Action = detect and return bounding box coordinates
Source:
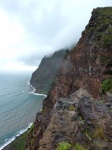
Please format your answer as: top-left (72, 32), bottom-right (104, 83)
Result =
top-left (0, 0), bottom-right (111, 70)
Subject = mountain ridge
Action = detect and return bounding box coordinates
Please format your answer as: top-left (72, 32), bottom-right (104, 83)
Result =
top-left (30, 49), bottom-right (67, 95)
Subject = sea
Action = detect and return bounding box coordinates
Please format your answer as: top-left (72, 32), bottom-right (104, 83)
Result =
top-left (0, 71), bottom-right (46, 150)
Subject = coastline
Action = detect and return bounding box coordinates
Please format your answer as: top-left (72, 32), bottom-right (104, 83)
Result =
top-left (28, 81), bottom-right (47, 97)
top-left (1, 81), bottom-right (47, 150)
top-left (29, 87), bottom-right (47, 97)
top-left (0, 123), bottom-right (33, 150)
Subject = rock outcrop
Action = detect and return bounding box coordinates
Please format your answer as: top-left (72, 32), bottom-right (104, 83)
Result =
top-left (26, 7), bottom-right (112, 150)
top-left (30, 50), bottom-right (67, 95)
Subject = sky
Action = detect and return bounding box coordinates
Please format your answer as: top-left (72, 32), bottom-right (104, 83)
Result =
top-left (0, 0), bottom-right (111, 71)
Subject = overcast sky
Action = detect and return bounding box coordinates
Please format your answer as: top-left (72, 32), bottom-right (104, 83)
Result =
top-left (0, 0), bottom-right (111, 71)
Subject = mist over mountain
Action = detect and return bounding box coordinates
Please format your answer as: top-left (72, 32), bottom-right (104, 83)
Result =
top-left (30, 49), bottom-right (67, 94)
top-left (0, 0), bottom-right (111, 71)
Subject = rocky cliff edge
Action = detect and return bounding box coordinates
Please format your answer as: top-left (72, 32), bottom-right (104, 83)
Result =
top-left (26, 7), bottom-right (112, 150)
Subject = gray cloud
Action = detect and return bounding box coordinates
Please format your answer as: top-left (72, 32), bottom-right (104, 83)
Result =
top-left (19, 55), bottom-right (41, 66)
top-left (0, 0), bottom-right (111, 69)
top-left (35, 4), bottom-right (66, 38)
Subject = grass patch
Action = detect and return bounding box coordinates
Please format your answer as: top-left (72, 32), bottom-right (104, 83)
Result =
top-left (74, 143), bottom-right (87, 150)
top-left (40, 108), bottom-right (46, 112)
top-left (56, 141), bottom-right (71, 150)
top-left (101, 78), bottom-right (112, 93)
top-left (98, 99), bottom-right (106, 104)
top-left (84, 129), bottom-right (93, 141)
top-left (93, 126), bottom-right (105, 140)
top-left (94, 141), bottom-right (105, 149)
top-left (30, 139), bottom-right (34, 147)
top-left (101, 56), bottom-right (112, 64)
top-left (86, 7), bottom-right (112, 49)
top-left (30, 123), bottom-right (35, 132)
top-left (79, 116), bottom-right (85, 124)
top-left (6, 131), bottom-right (28, 150)
top-left (40, 108), bottom-right (51, 112)
top-left (69, 105), bottom-right (76, 111)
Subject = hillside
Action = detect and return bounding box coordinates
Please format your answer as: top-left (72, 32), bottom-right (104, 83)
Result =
top-left (30, 50), bottom-right (67, 94)
top-left (26, 7), bottom-right (112, 150)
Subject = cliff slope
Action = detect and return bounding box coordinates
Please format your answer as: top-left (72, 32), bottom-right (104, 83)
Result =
top-left (26, 7), bottom-right (112, 150)
top-left (30, 50), bottom-right (66, 94)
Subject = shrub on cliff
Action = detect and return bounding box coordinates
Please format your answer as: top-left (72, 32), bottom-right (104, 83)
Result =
top-left (74, 143), bottom-right (87, 150)
top-left (56, 141), bottom-right (71, 150)
top-left (101, 78), bottom-right (112, 93)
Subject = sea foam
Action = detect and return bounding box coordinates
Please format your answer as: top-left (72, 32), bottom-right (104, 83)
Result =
top-left (28, 82), bottom-right (47, 97)
top-left (0, 123), bottom-right (33, 150)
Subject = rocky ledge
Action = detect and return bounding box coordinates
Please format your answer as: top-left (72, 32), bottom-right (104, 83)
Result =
top-left (26, 89), bottom-right (112, 150)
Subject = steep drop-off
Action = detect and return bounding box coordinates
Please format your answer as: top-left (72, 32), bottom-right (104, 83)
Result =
top-left (30, 50), bottom-right (66, 95)
top-left (26, 7), bottom-right (112, 150)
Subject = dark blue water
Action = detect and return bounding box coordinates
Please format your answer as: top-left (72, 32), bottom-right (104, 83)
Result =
top-left (0, 72), bottom-right (45, 149)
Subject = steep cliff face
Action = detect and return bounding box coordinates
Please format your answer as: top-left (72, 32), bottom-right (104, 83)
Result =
top-left (30, 50), bottom-right (66, 94)
top-left (26, 7), bottom-right (112, 150)
top-left (44, 7), bottom-right (112, 108)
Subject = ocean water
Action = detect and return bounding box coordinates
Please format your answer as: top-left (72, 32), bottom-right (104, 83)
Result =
top-left (0, 72), bottom-right (46, 149)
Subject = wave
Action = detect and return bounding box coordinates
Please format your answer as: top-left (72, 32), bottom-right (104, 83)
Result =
top-left (0, 123), bottom-right (33, 150)
top-left (29, 84), bottom-right (47, 97)
top-left (29, 91), bottom-right (47, 97)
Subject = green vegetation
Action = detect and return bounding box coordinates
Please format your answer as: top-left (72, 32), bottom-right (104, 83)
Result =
top-left (98, 99), bottom-right (106, 104)
top-left (101, 78), bottom-right (112, 93)
top-left (40, 108), bottom-right (46, 112)
top-left (56, 141), bottom-right (71, 150)
top-left (56, 142), bottom-right (88, 150)
top-left (94, 141), bottom-right (106, 149)
top-left (6, 131), bottom-right (28, 150)
top-left (101, 56), bottom-right (112, 64)
top-left (30, 123), bottom-right (35, 132)
top-left (86, 7), bottom-right (112, 50)
top-left (93, 126), bottom-right (105, 140)
top-left (30, 139), bottom-right (34, 147)
top-left (40, 108), bottom-right (51, 113)
top-left (95, 31), bottom-right (102, 40)
top-left (79, 116), bottom-right (85, 124)
top-left (95, 24), bottom-right (112, 48)
top-left (102, 26), bottom-right (112, 48)
top-left (102, 35), bottom-right (112, 49)
top-left (74, 143), bottom-right (87, 150)
top-left (69, 105), bottom-right (76, 111)
top-left (84, 126), bottom-right (106, 141)
top-left (96, 7), bottom-right (112, 25)
top-left (84, 129), bottom-right (93, 141)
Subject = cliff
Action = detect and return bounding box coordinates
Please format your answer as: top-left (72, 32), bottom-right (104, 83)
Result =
top-left (25, 7), bottom-right (112, 150)
top-left (30, 50), bottom-right (67, 94)
top-left (43, 7), bottom-right (112, 106)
